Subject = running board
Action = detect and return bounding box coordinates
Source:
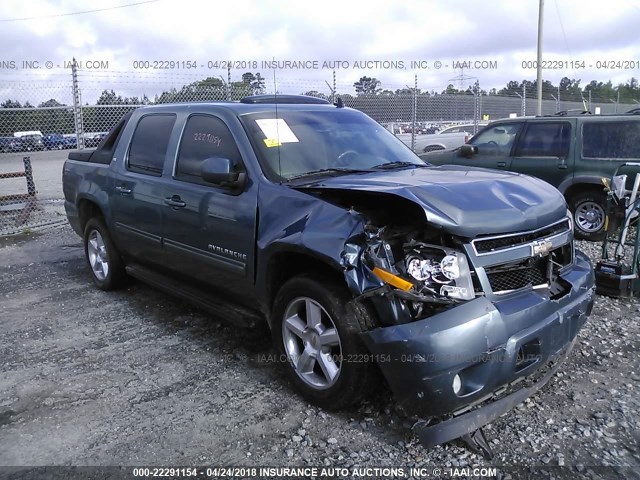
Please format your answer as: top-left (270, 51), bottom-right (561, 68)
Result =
top-left (125, 264), bottom-right (265, 329)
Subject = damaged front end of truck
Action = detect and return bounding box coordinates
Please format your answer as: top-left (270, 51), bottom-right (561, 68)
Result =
top-left (283, 180), bottom-right (596, 455)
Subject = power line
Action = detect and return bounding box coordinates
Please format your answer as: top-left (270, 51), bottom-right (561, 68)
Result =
top-left (0, 0), bottom-right (162, 22)
top-left (553, 0), bottom-right (578, 79)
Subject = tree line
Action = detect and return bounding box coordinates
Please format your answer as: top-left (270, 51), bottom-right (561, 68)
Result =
top-left (342, 75), bottom-right (640, 102)
top-left (2, 73), bottom-right (638, 110)
top-left (1, 73), bottom-right (638, 136)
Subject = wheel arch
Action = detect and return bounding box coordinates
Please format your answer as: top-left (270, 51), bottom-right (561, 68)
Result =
top-left (77, 197), bottom-right (106, 233)
top-left (260, 248), bottom-right (347, 323)
top-left (559, 177), bottom-right (606, 199)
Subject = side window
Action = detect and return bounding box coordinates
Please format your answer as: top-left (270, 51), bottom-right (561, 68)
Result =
top-left (128, 114), bottom-right (176, 176)
top-left (582, 121), bottom-right (640, 159)
top-left (175, 115), bottom-right (243, 185)
top-left (516, 122), bottom-right (570, 157)
top-left (469, 123), bottom-right (522, 156)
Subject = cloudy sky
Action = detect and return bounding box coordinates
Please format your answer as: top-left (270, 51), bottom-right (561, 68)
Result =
top-left (0, 0), bottom-right (639, 103)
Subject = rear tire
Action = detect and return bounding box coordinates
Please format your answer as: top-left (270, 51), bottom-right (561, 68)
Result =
top-left (83, 218), bottom-right (126, 290)
top-left (272, 275), bottom-right (378, 410)
top-left (569, 190), bottom-right (607, 241)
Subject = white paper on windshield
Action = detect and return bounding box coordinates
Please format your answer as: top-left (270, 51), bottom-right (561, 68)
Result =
top-left (256, 119), bottom-right (299, 145)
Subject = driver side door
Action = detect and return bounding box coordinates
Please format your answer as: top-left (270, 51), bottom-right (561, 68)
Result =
top-left (458, 122), bottom-right (523, 170)
top-left (161, 114), bottom-right (258, 300)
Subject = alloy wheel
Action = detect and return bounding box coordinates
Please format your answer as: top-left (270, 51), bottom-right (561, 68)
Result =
top-left (87, 229), bottom-right (109, 281)
top-left (282, 297), bottom-right (342, 389)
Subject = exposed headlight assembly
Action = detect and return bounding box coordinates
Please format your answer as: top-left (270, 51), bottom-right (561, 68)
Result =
top-left (405, 248), bottom-right (474, 301)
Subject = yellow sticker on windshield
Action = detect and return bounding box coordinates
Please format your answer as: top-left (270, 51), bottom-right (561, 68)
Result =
top-left (264, 138), bottom-right (282, 147)
top-left (256, 119), bottom-right (299, 144)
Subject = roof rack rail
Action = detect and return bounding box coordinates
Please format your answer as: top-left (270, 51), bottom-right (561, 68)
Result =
top-left (240, 94), bottom-right (330, 105)
top-left (554, 109), bottom-right (592, 116)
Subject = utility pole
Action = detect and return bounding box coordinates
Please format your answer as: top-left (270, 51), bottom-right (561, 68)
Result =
top-left (412, 74), bottom-right (418, 152)
top-left (473, 80), bottom-right (481, 134)
top-left (536, 0), bottom-right (544, 115)
top-left (71, 58), bottom-right (85, 150)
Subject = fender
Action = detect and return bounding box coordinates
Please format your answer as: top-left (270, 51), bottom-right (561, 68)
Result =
top-left (557, 175), bottom-right (605, 195)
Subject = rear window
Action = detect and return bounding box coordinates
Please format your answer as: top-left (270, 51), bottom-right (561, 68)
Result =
top-left (582, 121), bottom-right (640, 159)
top-left (128, 114), bottom-right (176, 175)
top-left (90, 112), bottom-right (132, 165)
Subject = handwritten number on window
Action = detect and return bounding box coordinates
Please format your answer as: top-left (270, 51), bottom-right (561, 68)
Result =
top-left (193, 132), bottom-right (222, 147)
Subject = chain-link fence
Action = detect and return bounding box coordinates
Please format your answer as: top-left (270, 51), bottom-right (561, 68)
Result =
top-left (0, 154), bottom-right (66, 235)
top-left (1, 63), bottom-right (639, 235)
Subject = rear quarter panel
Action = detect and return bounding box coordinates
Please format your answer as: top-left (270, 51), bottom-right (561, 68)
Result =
top-left (62, 159), bottom-right (113, 236)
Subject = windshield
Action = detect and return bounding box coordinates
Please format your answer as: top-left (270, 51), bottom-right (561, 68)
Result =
top-left (240, 109), bottom-right (426, 181)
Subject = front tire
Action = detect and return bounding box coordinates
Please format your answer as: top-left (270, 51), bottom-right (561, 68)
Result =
top-left (569, 191), bottom-right (607, 241)
top-left (83, 218), bottom-right (126, 290)
top-left (272, 275), bottom-right (378, 410)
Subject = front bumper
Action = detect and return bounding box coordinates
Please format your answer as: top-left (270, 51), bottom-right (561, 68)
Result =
top-left (361, 250), bottom-right (595, 446)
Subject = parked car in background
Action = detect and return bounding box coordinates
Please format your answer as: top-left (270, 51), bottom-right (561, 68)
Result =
top-left (438, 123), bottom-right (487, 136)
top-left (85, 132), bottom-right (108, 148)
top-left (0, 136), bottom-right (22, 153)
top-left (386, 122), bottom-right (486, 154)
top-left (63, 134), bottom-right (78, 149)
top-left (413, 123), bottom-right (489, 153)
top-left (43, 133), bottom-right (67, 150)
top-left (421, 112), bottom-right (640, 240)
top-left (19, 134), bottom-right (45, 151)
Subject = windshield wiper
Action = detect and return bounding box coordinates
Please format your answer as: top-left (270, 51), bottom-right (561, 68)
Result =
top-left (372, 161), bottom-right (429, 169)
top-left (286, 167), bottom-right (373, 181)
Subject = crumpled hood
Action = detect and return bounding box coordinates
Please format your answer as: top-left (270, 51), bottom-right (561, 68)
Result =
top-left (295, 165), bottom-right (568, 237)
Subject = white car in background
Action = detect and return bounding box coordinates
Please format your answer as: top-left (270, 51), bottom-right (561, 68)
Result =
top-left (386, 122), bottom-right (487, 153)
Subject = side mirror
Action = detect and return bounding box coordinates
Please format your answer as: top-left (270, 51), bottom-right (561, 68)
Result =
top-left (201, 157), bottom-right (245, 188)
top-left (459, 145), bottom-right (478, 158)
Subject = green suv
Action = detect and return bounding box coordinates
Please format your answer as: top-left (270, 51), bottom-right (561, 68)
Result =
top-left (422, 111), bottom-right (640, 240)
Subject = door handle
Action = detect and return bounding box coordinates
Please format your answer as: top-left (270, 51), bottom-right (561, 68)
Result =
top-left (496, 161), bottom-right (507, 168)
top-left (115, 185), bottom-right (132, 195)
top-left (558, 164), bottom-right (568, 169)
top-left (164, 196), bottom-right (186, 208)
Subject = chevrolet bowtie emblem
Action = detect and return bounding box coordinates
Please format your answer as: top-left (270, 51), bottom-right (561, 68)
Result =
top-left (532, 239), bottom-right (553, 257)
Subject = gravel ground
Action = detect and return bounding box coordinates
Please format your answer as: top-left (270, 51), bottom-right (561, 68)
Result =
top-left (0, 225), bottom-right (638, 478)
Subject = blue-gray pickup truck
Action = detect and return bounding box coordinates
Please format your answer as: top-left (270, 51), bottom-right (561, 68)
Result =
top-left (62, 95), bottom-right (595, 451)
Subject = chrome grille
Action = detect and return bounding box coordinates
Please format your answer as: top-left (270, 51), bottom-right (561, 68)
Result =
top-left (472, 219), bottom-right (571, 255)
